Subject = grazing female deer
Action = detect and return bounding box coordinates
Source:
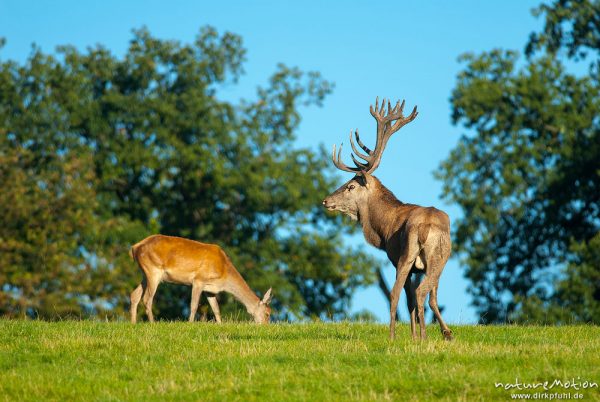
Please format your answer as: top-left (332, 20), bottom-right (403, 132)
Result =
top-left (129, 234), bottom-right (272, 324)
top-left (323, 98), bottom-right (453, 340)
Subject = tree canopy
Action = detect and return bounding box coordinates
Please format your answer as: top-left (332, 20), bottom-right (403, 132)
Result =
top-left (438, 0), bottom-right (600, 323)
top-left (0, 27), bottom-right (379, 320)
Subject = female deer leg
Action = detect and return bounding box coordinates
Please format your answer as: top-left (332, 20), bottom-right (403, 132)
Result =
top-left (207, 296), bottom-right (222, 323)
top-left (430, 285), bottom-right (453, 340)
top-left (142, 277), bottom-right (160, 322)
top-left (189, 282), bottom-right (203, 322)
top-left (130, 283), bottom-right (143, 324)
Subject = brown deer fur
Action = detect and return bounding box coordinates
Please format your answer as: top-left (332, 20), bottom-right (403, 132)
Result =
top-left (129, 234), bottom-right (272, 324)
top-left (323, 98), bottom-right (453, 340)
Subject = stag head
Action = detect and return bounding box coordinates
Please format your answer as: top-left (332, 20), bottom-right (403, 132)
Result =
top-left (322, 98), bottom-right (418, 219)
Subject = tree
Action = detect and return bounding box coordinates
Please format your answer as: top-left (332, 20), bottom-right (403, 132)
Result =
top-left (437, 0), bottom-right (600, 323)
top-left (0, 47), bottom-right (146, 318)
top-left (0, 27), bottom-right (378, 320)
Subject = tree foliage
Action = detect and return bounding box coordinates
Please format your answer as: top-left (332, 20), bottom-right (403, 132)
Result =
top-left (438, 0), bottom-right (600, 323)
top-left (0, 27), bottom-right (378, 320)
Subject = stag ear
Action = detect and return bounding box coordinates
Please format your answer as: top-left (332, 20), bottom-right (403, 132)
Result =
top-left (261, 288), bottom-right (273, 305)
top-left (356, 172), bottom-right (370, 188)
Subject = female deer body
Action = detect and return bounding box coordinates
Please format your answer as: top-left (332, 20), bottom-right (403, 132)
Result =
top-left (129, 234), bottom-right (272, 324)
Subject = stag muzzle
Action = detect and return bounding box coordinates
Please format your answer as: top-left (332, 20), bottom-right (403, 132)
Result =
top-left (322, 198), bottom-right (335, 210)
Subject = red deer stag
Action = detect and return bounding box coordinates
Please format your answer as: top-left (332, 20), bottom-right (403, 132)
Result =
top-left (129, 235), bottom-right (272, 324)
top-left (322, 98), bottom-right (452, 340)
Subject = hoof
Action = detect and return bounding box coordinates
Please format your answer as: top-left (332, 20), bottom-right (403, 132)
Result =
top-left (443, 329), bottom-right (454, 341)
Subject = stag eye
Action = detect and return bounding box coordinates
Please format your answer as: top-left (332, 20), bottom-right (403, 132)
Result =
top-left (348, 184), bottom-right (355, 190)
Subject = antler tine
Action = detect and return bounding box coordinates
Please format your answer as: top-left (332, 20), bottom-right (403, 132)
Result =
top-left (331, 143), bottom-right (361, 173)
top-left (389, 104), bottom-right (419, 132)
top-left (370, 97), bottom-right (406, 123)
top-left (350, 153), bottom-right (370, 169)
top-left (366, 97), bottom-right (419, 174)
top-left (408, 105), bottom-right (418, 120)
top-left (383, 99), bottom-right (406, 122)
top-left (369, 96), bottom-right (379, 117)
top-left (354, 130), bottom-right (372, 154)
top-left (349, 130), bottom-right (372, 162)
top-left (331, 98), bottom-right (418, 175)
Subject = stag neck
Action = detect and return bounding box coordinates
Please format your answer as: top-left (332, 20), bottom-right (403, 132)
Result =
top-left (357, 178), bottom-right (404, 249)
top-left (369, 176), bottom-right (403, 206)
top-left (224, 272), bottom-right (261, 317)
top-left (357, 202), bottom-right (385, 250)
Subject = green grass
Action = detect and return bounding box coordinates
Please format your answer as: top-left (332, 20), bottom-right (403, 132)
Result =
top-left (0, 321), bottom-right (598, 401)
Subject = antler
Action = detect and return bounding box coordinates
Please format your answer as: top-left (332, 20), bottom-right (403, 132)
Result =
top-left (331, 97), bottom-right (418, 175)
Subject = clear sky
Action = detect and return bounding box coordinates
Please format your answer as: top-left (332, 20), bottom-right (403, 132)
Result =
top-left (0, 0), bottom-right (542, 323)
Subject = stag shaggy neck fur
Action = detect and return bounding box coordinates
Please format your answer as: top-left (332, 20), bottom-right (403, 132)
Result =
top-left (358, 176), bottom-right (424, 251)
top-left (358, 176), bottom-right (400, 249)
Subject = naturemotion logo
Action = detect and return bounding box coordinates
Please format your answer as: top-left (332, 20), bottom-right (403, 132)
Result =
top-left (494, 378), bottom-right (598, 392)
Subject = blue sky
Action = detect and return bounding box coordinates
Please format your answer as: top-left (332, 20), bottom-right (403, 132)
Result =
top-left (1, 0), bottom-right (543, 323)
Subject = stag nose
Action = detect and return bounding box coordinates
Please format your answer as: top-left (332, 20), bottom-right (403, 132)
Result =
top-left (322, 199), bottom-right (334, 209)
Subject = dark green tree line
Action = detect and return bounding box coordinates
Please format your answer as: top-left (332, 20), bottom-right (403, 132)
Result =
top-left (438, 0), bottom-right (600, 323)
top-left (0, 27), bottom-right (378, 320)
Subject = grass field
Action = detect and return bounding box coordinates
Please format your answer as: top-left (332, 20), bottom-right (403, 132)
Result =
top-left (0, 321), bottom-right (598, 401)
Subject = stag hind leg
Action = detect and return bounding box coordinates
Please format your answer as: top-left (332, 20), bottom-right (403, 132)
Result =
top-left (430, 284), bottom-right (453, 340)
top-left (416, 233), bottom-right (452, 340)
top-left (415, 274), bottom-right (438, 340)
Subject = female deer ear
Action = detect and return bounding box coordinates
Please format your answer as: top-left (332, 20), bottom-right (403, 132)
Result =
top-left (261, 288), bottom-right (273, 305)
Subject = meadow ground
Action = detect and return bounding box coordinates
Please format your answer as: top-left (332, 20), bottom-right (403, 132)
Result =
top-left (0, 321), bottom-right (598, 401)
